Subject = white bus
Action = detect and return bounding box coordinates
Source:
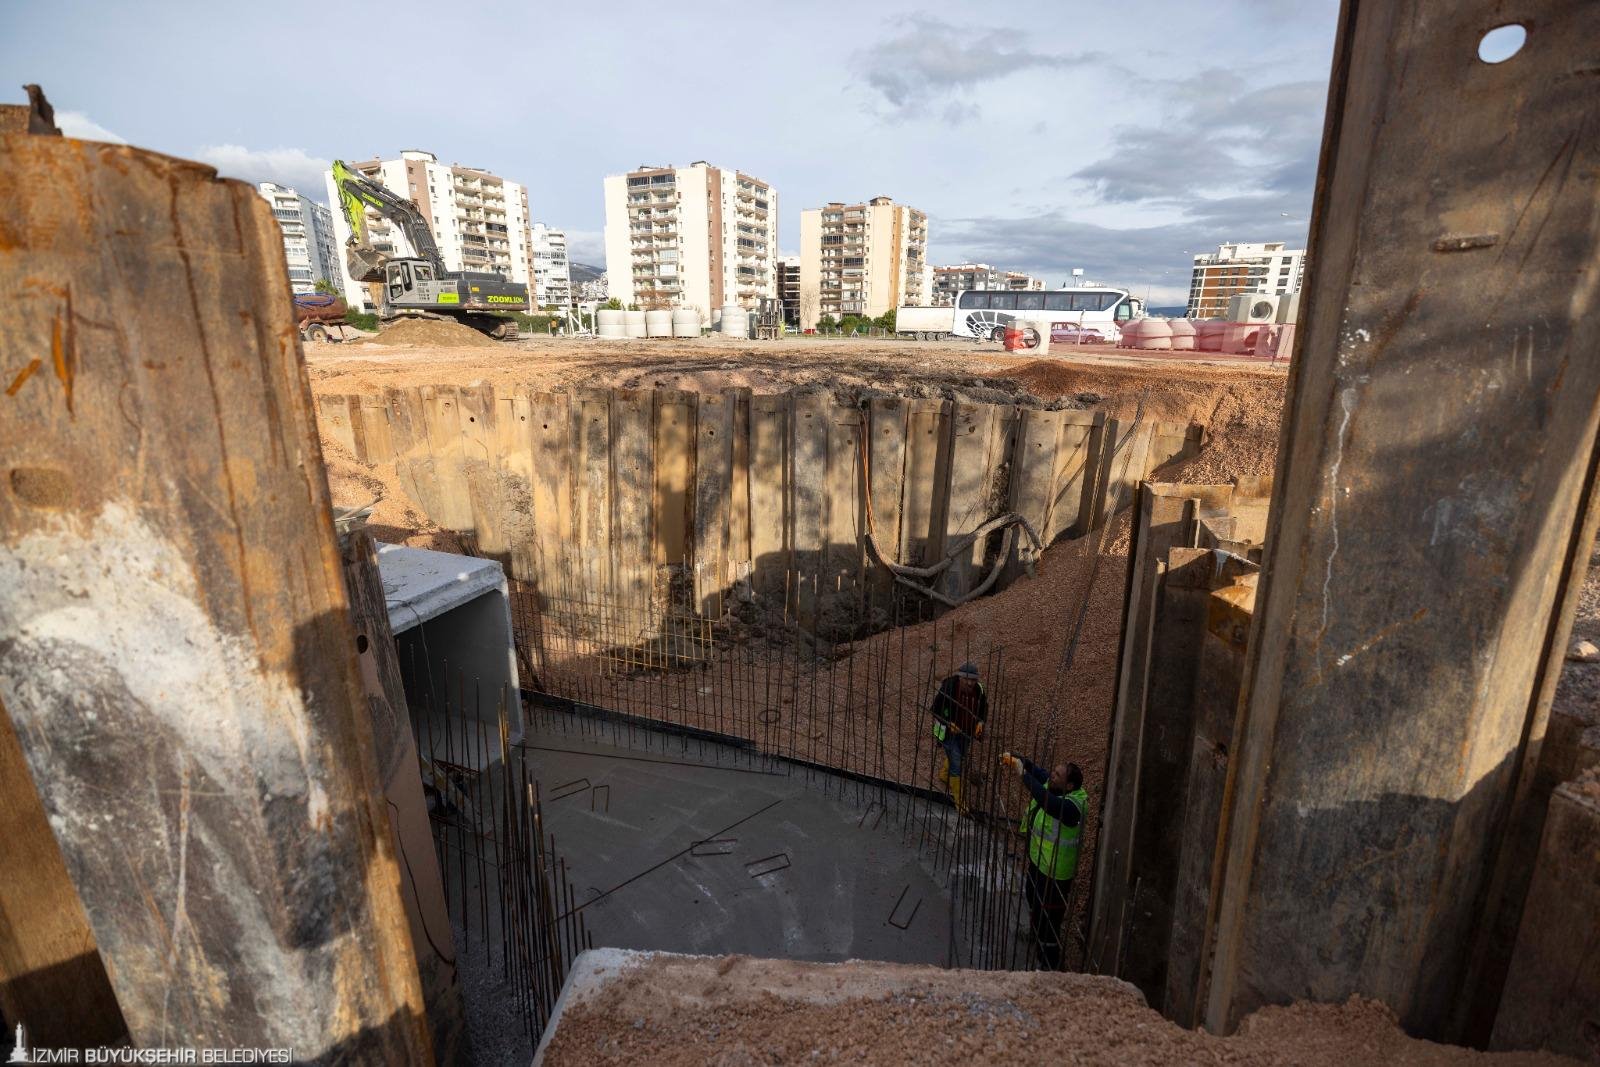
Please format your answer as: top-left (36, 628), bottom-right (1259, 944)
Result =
top-left (951, 287), bottom-right (1142, 342)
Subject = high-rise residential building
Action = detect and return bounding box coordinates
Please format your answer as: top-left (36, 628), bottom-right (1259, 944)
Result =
top-left (775, 256), bottom-right (800, 326)
top-left (931, 263), bottom-right (1044, 306)
top-left (530, 223), bottom-right (572, 308)
top-left (798, 198), bottom-right (929, 328)
top-left (601, 161), bottom-right (778, 316)
top-left (324, 149), bottom-right (531, 311)
top-left (1186, 241), bottom-right (1305, 318)
top-left (257, 182), bottom-right (341, 294)
top-left (1001, 270), bottom-right (1045, 293)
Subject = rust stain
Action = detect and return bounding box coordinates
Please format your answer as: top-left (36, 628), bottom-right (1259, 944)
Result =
top-left (5, 357), bottom-right (41, 396)
top-left (50, 285), bottom-right (78, 414)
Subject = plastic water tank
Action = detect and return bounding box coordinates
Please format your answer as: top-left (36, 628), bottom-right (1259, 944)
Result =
top-left (671, 309), bottom-right (701, 337)
top-left (1118, 318), bottom-right (1144, 349)
top-left (623, 310), bottom-right (648, 338)
top-left (645, 310), bottom-right (673, 338)
top-left (1168, 318), bottom-right (1197, 351)
top-left (1137, 319), bottom-right (1174, 351)
top-left (596, 308), bottom-right (626, 339)
top-left (1195, 319), bottom-right (1226, 352)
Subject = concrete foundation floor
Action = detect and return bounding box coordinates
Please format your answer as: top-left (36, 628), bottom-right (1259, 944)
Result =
top-left (518, 712), bottom-right (976, 966)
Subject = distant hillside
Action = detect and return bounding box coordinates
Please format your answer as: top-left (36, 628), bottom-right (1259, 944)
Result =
top-left (569, 261), bottom-right (604, 284)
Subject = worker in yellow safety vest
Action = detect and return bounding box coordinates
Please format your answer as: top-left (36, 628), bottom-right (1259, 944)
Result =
top-left (929, 663), bottom-right (987, 813)
top-left (1001, 753), bottom-right (1085, 970)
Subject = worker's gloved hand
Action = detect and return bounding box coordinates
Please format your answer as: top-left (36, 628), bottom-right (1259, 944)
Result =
top-left (1000, 752), bottom-right (1022, 773)
top-left (974, 722), bottom-right (985, 740)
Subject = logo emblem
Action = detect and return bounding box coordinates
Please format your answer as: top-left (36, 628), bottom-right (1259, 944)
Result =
top-left (7, 1022), bottom-right (29, 1063)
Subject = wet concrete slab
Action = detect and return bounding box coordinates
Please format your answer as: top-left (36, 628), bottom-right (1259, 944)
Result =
top-left (519, 722), bottom-right (966, 966)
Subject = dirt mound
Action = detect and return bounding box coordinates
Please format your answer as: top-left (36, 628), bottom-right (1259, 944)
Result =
top-left (542, 952), bottom-right (1576, 1066)
top-left (318, 437), bottom-right (463, 554)
top-left (369, 316), bottom-right (498, 348)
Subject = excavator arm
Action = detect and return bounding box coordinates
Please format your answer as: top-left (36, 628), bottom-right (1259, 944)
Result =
top-left (331, 159), bottom-right (446, 282)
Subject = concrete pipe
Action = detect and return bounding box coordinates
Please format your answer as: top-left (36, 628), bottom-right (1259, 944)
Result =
top-left (644, 310), bottom-right (673, 338)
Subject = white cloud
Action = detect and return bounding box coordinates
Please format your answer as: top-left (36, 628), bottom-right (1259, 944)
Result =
top-left (561, 228), bottom-right (604, 267)
top-left (194, 144), bottom-right (331, 196)
top-left (55, 110), bottom-right (126, 144)
top-left (855, 16), bottom-right (1106, 120)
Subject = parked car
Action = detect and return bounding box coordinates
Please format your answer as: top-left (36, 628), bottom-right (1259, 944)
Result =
top-left (1050, 322), bottom-right (1108, 344)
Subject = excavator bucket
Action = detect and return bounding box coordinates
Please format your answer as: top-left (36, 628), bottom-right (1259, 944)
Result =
top-left (344, 241), bottom-right (386, 283)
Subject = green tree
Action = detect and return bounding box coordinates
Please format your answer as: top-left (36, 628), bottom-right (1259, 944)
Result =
top-left (313, 279), bottom-right (340, 296)
top-left (602, 297), bottom-right (624, 310)
top-left (343, 308), bottom-right (378, 331)
top-left (817, 314), bottom-right (838, 331)
top-left (875, 309), bottom-right (897, 332)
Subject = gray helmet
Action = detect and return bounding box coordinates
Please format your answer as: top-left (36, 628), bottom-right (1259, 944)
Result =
top-left (957, 662), bottom-right (979, 679)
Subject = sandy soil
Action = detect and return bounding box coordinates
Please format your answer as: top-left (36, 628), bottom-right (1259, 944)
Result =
top-left (539, 952), bottom-right (1578, 1066)
top-left (304, 334), bottom-right (1286, 409)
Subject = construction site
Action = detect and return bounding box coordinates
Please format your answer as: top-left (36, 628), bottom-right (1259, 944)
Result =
top-left (3, 3), bottom-right (1600, 1065)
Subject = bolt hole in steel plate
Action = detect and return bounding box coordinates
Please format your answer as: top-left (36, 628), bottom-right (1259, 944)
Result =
top-left (1477, 24), bottom-right (1526, 63)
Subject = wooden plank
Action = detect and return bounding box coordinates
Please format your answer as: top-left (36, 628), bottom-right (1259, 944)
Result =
top-left (495, 386), bottom-right (539, 583)
top-left (1050, 410), bottom-right (1100, 541)
top-left (727, 389), bottom-right (752, 597)
top-left (610, 389), bottom-right (654, 617)
top-left (458, 383), bottom-right (505, 564)
top-left (694, 390), bottom-right (735, 617)
top-left (319, 393), bottom-right (358, 456)
top-left (419, 384), bottom-right (474, 536)
top-left (1123, 546), bottom-right (1257, 1009)
top-left (1166, 575), bottom-right (1257, 1028)
top-left (749, 394), bottom-right (789, 600)
top-left (0, 136), bottom-right (430, 1059)
top-left (1204, 0), bottom-right (1600, 1039)
top-left (1008, 406), bottom-right (1064, 553)
top-left (823, 401), bottom-right (865, 624)
top-left (340, 527), bottom-right (464, 1061)
top-left (789, 391), bottom-right (830, 627)
top-left (652, 389), bottom-right (694, 567)
top-left (1087, 484), bottom-right (1205, 977)
top-left (572, 388), bottom-right (613, 601)
top-left (384, 386), bottom-right (433, 522)
top-left (866, 396), bottom-right (909, 597)
top-left (356, 394), bottom-right (394, 465)
top-left (529, 391), bottom-right (573, 599)
top-left (940, 401), bottom-right (1009, 599)
top-left (899, 399), bottom-right (948, 567)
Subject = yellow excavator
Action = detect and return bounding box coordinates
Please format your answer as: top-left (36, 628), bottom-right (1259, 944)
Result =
top-left (330, 159), bottom-right (528, 340)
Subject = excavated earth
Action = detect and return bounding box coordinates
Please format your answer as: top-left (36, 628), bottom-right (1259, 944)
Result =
top-left (536, 952), bottom-right (1579, 1066)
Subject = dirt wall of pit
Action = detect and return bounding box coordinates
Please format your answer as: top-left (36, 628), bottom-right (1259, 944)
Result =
top-left (317, 385), bottom-right (1201, 624)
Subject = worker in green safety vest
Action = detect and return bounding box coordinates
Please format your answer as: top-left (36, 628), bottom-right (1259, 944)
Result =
top-left (929, 663), bottom-right (987, 814)
top-left (1001, 752), bottom-right (1086, 970)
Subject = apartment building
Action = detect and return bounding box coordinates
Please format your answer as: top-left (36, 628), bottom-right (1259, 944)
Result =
top-left (798, 197), bottom-right (929, 328)
top-left (601, 161), bottom-right (778, 316)
top-left (775, 256), bottom-right (800, 326)
top-left (257, 182), bottom-right (341, 294)
top-left (931, 264), bottom-right (1044, 306)
top-left (530, 223), bottom-right (572, 308)
top-left (1186, 241), bottom-right (1305, 318)
top-left (324, 149), bottom-right (531, 311)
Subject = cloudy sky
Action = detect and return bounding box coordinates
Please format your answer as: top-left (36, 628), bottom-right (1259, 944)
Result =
top-left (2, 0), bottom-right (1339, 304)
